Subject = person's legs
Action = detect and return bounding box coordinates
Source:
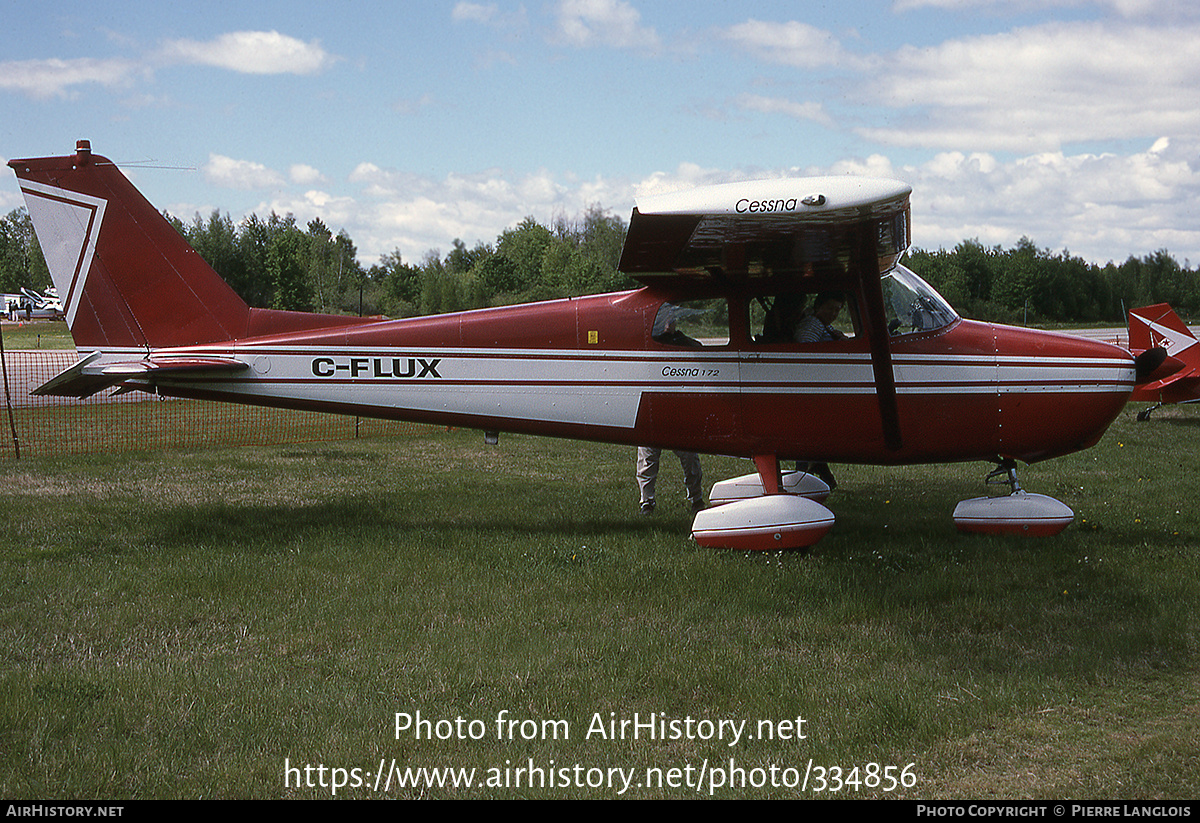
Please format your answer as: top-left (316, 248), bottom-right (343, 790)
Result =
top-left (636, 447), bottom-right (661, 513)
top-left (676, 450), bottom-right (705, 511)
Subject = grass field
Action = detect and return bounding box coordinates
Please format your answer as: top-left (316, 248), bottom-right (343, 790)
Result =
top-left (3, 399), bottom-right (423, 458)
top-left (0, 319), bottom-right (74, 350)
top-left (1, 406), bottom-right (1198, 798)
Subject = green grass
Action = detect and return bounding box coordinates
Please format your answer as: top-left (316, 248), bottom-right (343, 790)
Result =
top-left (0, 319), bottom-right (75, 350)
top-left (4, 399), bottom-right (422, 458)
top-left (1, 407), bottom-right (1197, 798)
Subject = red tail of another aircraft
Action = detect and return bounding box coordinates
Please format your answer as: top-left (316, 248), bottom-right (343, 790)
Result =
top-left (1127, 303), bottom-right (1200, 417)
top-left (1128, 304), bottom-right (1199, 360)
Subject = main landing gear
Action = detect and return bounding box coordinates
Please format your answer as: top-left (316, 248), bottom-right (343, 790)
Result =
top-left (691, 454), bottom-right (836, 551)
top-left (952, 458), bottom-right (1074, 536)
top-left (691, 455), bottom-right (1076, 550)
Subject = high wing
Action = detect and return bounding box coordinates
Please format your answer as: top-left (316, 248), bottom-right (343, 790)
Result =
top-left (620, 177), bottom-right (912, 451)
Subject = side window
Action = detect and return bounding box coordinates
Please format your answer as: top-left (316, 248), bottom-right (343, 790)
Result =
top-left (751, 293), bottom-right (857, 344)
top-left (651, 299), bottom-right (730, 347)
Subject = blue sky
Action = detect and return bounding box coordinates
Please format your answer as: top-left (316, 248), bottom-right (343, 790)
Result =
top-left (3, 0), bottom-right (1199, 268)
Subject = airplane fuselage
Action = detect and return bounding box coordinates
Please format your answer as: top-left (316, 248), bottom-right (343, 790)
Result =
top-left (107, 286), bottom-right (1134, 466)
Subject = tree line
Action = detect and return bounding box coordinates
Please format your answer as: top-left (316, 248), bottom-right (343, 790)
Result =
top-left (2, 205), bottom-right (1198, 325)
top-left (905, 238), bottom-right (1200, 325)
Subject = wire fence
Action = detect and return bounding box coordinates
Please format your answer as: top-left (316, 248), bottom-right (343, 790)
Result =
top-left (0, 348), bottom-right (425, 459)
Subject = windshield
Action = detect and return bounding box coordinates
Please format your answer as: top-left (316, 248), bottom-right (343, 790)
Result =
top-left (881, 264), bottom-right (958, 335)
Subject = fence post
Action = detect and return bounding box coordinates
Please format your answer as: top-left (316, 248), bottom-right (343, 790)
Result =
top-left (0, 324), bottom-right (20, 459)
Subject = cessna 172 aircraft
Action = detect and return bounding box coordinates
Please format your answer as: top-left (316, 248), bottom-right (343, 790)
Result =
top-left (9, 141), bottom-right (1156, 548)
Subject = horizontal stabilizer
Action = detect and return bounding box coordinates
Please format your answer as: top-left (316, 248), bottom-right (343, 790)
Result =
top-left (33, 353), bottom-right (248, 398)
top-left (1141, 373), bottom-right (1200, 395)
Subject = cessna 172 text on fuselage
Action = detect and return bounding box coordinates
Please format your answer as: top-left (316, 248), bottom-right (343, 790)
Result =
top-left (9, 141), bottom-right (1151, 548)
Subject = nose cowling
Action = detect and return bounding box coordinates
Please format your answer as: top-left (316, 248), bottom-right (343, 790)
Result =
top-left (993, 326), bottom-right (1136, 462)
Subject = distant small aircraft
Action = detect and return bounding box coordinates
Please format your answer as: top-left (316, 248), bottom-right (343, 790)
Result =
top-left (4, 287), bottom-right (62, 321)
top-left (9, 141), bottom-right (1162, 548)
top-left (1127, 303), bottom-right (1200, 420)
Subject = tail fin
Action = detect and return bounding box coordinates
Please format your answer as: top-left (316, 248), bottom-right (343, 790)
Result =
top-left (8, 140), bottom-right (252, 350)
top-left (1129, 303), bottom-right (1199, 364)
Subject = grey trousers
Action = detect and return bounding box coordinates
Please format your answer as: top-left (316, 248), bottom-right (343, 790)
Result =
top-left (636, 447), bottom-right (703, 506)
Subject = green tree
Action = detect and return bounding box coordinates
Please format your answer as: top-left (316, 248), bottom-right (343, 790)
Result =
top-left (446, 238), bottom-right (491, 275)
top-left (267, 216), bottom-right (313, 312)
top-left (304, 217), bottom-right (336, 312)
top-left (236, 213), bottom-right (274, 308)
top-left (372, 249), bottom-right (422, 316)
top-left (332, 230), bottom-right (365, 314)
top-left (188, 210), bottom-right (246, 302)
top-left (0, 209), bottom-right (49, 293)
top-left (475, 254), bottom-right (520, 297)
top-left (495, 217), bottom-right (553, 298)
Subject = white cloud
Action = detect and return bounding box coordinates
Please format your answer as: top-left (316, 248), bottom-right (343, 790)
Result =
top-left (552, 0), bottom-right (660, 50)
top-left (617, 141), bottom-right (1200, 265)
top-left (858, 21), bottom-right (1200, 152)
top-left (289, 164), bottom-right (326, 185)
top-left (260, 190), bottom-right (359, 232)
top-left (736, 94), bottom-right (834, 126)
top-left (451, 1), bottom-right (528, 31)
top-left (339, 164), bottom-right (638, 263)
top-left (1, 30), bottom-right (334, 101)
top-left (0, 57), bottom-right (143, 99)
top-left (891, 0), bottom-right (1186, 18)
top-left (453, 2), bottom-right (498, 24)
top-left (0, 175), bottom-right (21, 212)
top-left (203, 154), bottom-right (287, 190)
top-left (900, 137), bottom-right (1200, 262)
top-left (194, 135), bottom-right (1200, 271)
top-left (158, 31), bottom-right (335, 75)
top-left (721, 20), bottom-right (856, 69)
top-left (633, 162), bottom-right (759, 199)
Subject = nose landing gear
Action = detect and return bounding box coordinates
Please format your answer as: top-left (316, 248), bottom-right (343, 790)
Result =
top-left (953, 458), bottom-right (1074, 536)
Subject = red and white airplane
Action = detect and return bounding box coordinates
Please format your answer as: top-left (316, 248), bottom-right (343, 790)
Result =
top-left (9, 141), bottom-right (1155, 548)
top-left (1127, 303), bottom-right (1200, 420)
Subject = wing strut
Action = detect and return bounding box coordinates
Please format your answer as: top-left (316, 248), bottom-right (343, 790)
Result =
top-left (853, 223), bottom-right (903, 452)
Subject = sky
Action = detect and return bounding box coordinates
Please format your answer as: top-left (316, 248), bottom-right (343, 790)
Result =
top-left (2, 0), bottom-right (1199, 270)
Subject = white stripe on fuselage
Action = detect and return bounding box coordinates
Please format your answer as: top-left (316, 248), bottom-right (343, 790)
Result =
top-left (78, 344), bottom-right (1136, 428)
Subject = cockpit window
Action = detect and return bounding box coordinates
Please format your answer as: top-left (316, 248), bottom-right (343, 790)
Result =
top-left (881, 264), bottom-right (958, 335)
top-left (651, 299), bottom-right (730, 347)
top-left (751, 293), bottom-right (858, 344)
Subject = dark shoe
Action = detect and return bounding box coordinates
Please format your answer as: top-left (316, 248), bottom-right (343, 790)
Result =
top-left (798, 461), bottom-right (837, 491)
top-left (640, 501), bottom-right (655, 516)
top-left (690, 499), bottom-right (706, 513)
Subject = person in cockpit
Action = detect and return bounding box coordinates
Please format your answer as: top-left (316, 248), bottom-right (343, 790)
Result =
top-left (794, 292), bottom-right (848, 343)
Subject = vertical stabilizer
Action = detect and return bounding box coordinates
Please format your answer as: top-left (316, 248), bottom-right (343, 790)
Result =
top-left (8, 141), bottom-right (252, 350)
